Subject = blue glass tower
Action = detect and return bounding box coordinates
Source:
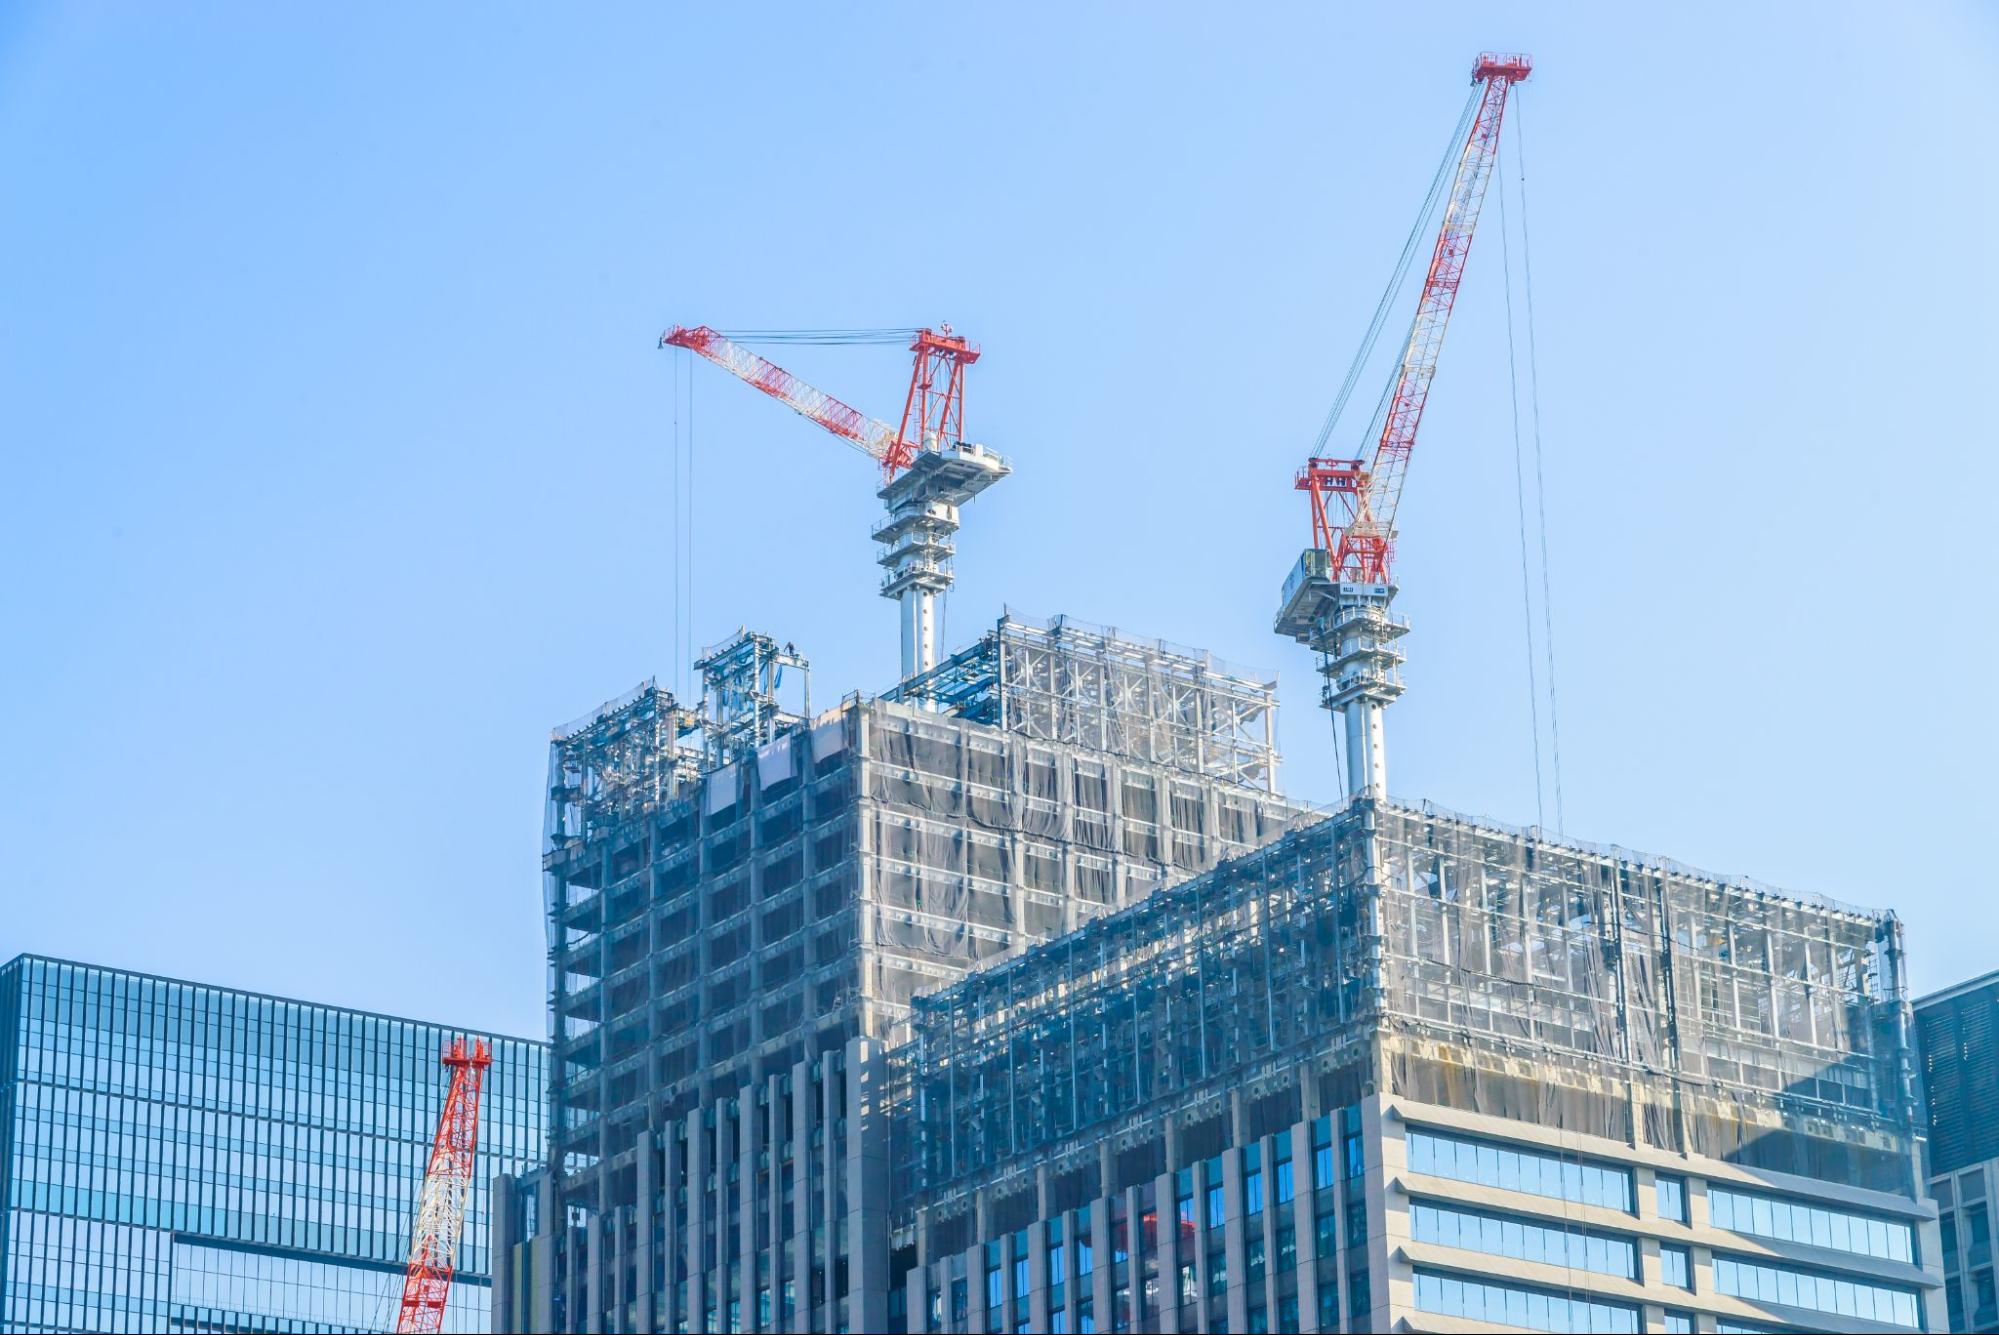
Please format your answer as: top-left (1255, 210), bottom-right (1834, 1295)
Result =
top-left (0, 954), bottom-right (545, 1334)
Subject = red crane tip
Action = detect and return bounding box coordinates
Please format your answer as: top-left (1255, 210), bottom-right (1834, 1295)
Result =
top-left (1472, 52), bottom-right (1532, 83)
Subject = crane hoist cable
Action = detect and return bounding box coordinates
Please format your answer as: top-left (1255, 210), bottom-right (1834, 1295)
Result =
top-left (1514, 90), bottom-right (1566, 834)
top-left (1313, 89), bottom-right (1482, 458)
top-left (1497, 127), bottom-right (1548, 829)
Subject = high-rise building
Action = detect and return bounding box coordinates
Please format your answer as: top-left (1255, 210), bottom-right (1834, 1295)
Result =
top-left (1915, 968), bottom-right (1999, 1331)
top-left (0, 953), bottom-right (545, 1334)
top-left (497, 614), bottom-right (1945, 1334)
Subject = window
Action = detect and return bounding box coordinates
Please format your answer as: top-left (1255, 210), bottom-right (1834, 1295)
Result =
top-left (1712, 1254), bottom-right (1921, 1329)
top-left (1274, 1137), bottom-right (1295, 1205)
top-left (1345, 1265), bottom-right (1371, 1322)
top-left (1311, 1116), bottom-right (1335, 1190)
top-left (1243, 1143), bottom-right (1264, 1216)
top-left (1405, 1128), bottom-right (1633, 1213)
top-left (1207, 1154), bottom-right (1227, 1229)
top-left (1412, 1270), bottom-right (1639, 1334)
top-left (1708, 1184), bottom-right (1915, 1264)
top-left (1663, 1310), bottom-right (1694, 1334)
top-left (1246, 1235), bottom-right (1266, 1285)
top-left (1076, 1207), bottom-right (1094, 1276)
top-left (1411, 1200), bottom-right (1636, 1279)
top-left (1208, 1247), bottom-right (1227, 1293)
top-left (1659, 1243), bottom-right (1691, 1290)
top-left (1655, 1174), bottom-right (1687, 1224)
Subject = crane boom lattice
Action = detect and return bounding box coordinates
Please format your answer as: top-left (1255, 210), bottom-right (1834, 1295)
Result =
top-left (395, 1037), bottom-right (492, 1334)
top-left (1277, 52), bottom-right (1531, 798)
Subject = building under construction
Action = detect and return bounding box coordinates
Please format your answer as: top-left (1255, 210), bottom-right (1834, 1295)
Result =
top-left (495, 614), bottom-right (1310, 1334)
top-left (494, 49), bottom-right (1945, 1335)
top-left (494, 612), bottom-right (1944, 1334)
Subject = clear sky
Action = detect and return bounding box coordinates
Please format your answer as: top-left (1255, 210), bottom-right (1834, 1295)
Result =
top-left (3, 4), bottom-right (1994, 1040)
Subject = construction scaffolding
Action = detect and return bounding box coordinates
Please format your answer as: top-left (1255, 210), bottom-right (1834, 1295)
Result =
top-left (891, 611), bottom-right (1281, 794)
top-left (539, 614), bottom-right (1307, 1195)
top-left (907, 798), bottom-right (1920, 1210)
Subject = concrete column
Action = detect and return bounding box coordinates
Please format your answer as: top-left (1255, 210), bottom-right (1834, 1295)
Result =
top-left (491, 1174), bottom-right (518, 1335)
top-left (1288, 1120), bottom-right (1319, 1334)
top-left (969, 1191), bottom-right (991, 1334)
top-left (1090, 1195), bottom-right (1113, 1335)
top-left (636, 1132), bottom-right (657, 1334)
top-left (1154, 1169), bottom-right (1180, 1335)
top-left (1361, 1094), bottom-right (1396, 1335)
top-left (715, 1095), bottom-right (737, 1333)
top-left (790, 1059), bottom-right (813, 1334)
top-left (767, 1072), bottom-right (787, 1333)
top-left (739, 1086), bottom-right (759, 1333)
top-left (583, 1210), bottom-right (605, 1335)
top-left (1222, 1149), bottom-right (1248, 1335)
top-left (684, 1107), bottom-right (707, 1334)
top-left (820, 1050), bottom-right (840, 1321)
top-left (663, 1129), bottom-right (684, 1335)
top-left (846, 1037), bottom-right (890, 1335)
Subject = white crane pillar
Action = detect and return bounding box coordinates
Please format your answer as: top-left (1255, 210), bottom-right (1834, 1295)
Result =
top-left (1275, 552), bottom-right (1408, 798)
top-left (874, 443), bottom-right (1010, 691)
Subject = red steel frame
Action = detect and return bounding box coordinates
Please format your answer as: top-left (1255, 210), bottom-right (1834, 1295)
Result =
top-left (396, 1037), bottom-right (493, 1334)
top-left (660, 324), bottom-right (978, 485)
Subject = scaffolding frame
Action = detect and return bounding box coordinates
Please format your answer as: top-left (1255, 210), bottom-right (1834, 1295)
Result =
top-left (907, 798), bottom-right (1919, 1208)
top-left (892, 611), bottom-right (1281, 793)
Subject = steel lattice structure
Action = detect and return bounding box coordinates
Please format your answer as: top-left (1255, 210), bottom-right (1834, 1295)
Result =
top-left (396, 1037), bottom-right (493, 1334)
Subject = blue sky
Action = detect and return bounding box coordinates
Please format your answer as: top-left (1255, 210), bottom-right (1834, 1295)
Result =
top-left (2, 4), bottom-right (1993, 1038)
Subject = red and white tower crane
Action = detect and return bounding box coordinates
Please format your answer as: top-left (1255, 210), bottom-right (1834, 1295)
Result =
top-left (659, 325), bottom-right (1010, 686)
top-left (395, 1037), bottom-right (492, 1334)
top-left (1275, 52), bottom-right (1531, 795)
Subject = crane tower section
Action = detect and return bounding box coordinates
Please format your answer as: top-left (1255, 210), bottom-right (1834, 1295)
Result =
top-left (1276, 52), bottom-right (1529, 797)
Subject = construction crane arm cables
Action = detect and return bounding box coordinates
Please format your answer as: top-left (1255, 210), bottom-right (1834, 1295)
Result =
top-left (1307, 54), bottom-right (1530, 583)
top-left (661, 325), bottom-right (900, 467)
top-left (659, 324), bottom-right (979, 483)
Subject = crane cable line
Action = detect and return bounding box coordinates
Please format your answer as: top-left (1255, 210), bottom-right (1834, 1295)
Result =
top-left (1314, 87), bottom-right (1482, 457)
top-left (1514, 91), bottom-right (1566, 834)
top-left (1495, 91), bottom-right (1565, 833)
top-left (1496, 133), bottom-right (1547, 829)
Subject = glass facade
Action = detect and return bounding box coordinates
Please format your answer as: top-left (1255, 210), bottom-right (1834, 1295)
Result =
top-left (1712, 1253), bottom-right (1923, 1329)
top-left (1411, 1268), bottom-right (1640, 1333)
top-left (0, 954), bottom-right (545, 1333)
top-left (1708, 1182), bottom-right (1916, 1264)
top-left (1405, 1128), bottom-right (1633, 1213)
top-left (1410, 1200), bottom-right (1636, 1279)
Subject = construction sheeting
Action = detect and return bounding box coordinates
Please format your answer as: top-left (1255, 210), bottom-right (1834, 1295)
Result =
top-left (908, 799), bottom-right (1919, 1199)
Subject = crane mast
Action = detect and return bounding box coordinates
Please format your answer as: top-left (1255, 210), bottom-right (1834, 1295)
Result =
top-left (1276, 52), bottom-right (1530, 797)
top-left (661, 325), bottom-right (1009, 687)
top-left (395, 1037), bottom-right (492, 1334)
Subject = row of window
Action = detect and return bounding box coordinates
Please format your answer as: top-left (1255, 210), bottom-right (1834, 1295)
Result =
top-left (1708, 1183), bottom-right (1915, 1263)
top-left (1410, 1200), bottom-right (1635, 1279)
top-left (1405, 1128), bottom-right (1633, 1213)
top-left (1712, 1254), bottom-right (1922, 1329)
top-left (1411, 1268), bottom-right (1640, 1333)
